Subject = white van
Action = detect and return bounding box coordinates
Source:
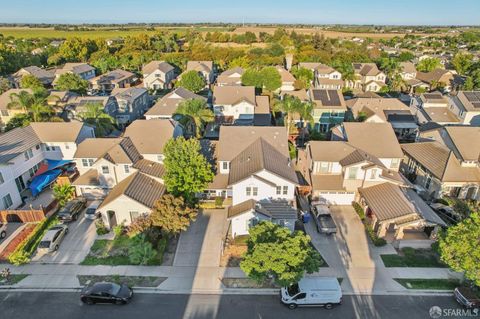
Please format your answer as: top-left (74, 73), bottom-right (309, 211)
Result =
top-left (281, 277), bottom-right (342, 309)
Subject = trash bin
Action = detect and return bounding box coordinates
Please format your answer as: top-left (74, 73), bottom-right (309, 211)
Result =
top-left (302, 212), bottom-right (311, 224)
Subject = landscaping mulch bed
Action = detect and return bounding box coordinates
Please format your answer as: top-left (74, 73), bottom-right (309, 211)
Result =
top-left (221, 278), bottom-right (279, 289)
top-left (381, 248), bottom-right (446, 268)
top-left (220, 244), bottom-right (247, 267)
top-left (0, 274), bottom-right (29, 286)
top-left (78, 275), bottom-right (167, 288)
top-left (0, 224), bottom-right (36, 262)
top-left (394, 278), bottom-right (460, 290)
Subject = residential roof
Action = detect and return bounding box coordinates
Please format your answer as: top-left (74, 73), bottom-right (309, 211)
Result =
top-left (67, 96), bottom-right (112, 108)
top-left (419, 92), bottom-right (448, 105)
top-left (309, 89), bottom-right (346, 110)
top-left (346, 97), bottom-right (411, 122)
top-left (421, 107), bottom-right (460, 123)
top-left (310, 174), bottom-right (345, 191)
top-left (416, 69), bottom-right (453, 84)
top-left (14, 66), bottom-right (54, 84)
top-left (308, 141), bottom-right (355, 162)
top-left (255, 96), bottom-right (270, 115)
top-left (341, 122), bottom-right (404, 159)
top-left (74, 138), bottom-right (123, 159)
top-left (339, 148), bottom-right (385, 168)
top-left (353, 63), bottom-right (382, 76)
top-left (403, 188), bottom-right (447, 227)
top-left (454, 91), bottom-right (480, 112)
top-left (400, 62), bottom-right (417, 74)
top-left (186, 61), bottom-right (213, 73)
top-left (216, 67), bottom-right (244, 85)
top-left (146, 87), bottom-right (206, 117)
top-left (132, 159), bottom-right (165, 179)
top-left (112, 87), bottom-right (147, 103)
top-left (98, 172), bottom-right (166, 209)
top-left (227, 199), bottom-right (256, 218)
top-left (124, 119), bottom-right (176, 155)
top-left (227, 199), bottom-right (297, 220)
top-left (359, 183), bottom-right (417, 222)
top-left (55, 63), bottom-right (95, 76)
top-left (228, 138), bottom-right (297, 186)
top-left (71, 169), bottom-right (101, 186)
top-left (208, 173), bottom-right (229, 190)
top-left (217, 126), bottom-right (289, 161)
top-left (142, 61), bottom-right (175, 75)
top-left (299, 63), bottom-right (337, 75)
top-left (29, 122), bottom-right (86, 143)
top-left (90, 69), bottom-right (135, 84)
top-left (102, 137), bottom-right (142, 165)
top-left (276, 66), bottom-right (296, 83)
top-left (212, 86), bottom-right (256, 106)
top-left (0, 88), bottom-right (33, 110)
top-left (443, 126), bottom-right (480, 162)
top-left (281, 89), bottom-right (308, 101)
top-left (317, 78), bottom-right (344, 86)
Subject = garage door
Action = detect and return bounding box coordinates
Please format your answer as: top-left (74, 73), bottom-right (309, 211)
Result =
top-left (315, 191), bottom-right (355, 205)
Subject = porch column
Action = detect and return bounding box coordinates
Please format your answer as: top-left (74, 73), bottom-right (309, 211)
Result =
top-left (394, 226), bottom-right (405, 240)
top-left (377, 222), bottom-right (388, 238)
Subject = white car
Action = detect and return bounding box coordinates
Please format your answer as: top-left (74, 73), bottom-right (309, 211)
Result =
top-left (85, 201), bottom-right (102, 220)
top-left (0, 223), bottom-right (6, 239)
top-left (38, 224), bottom-right (69, 253)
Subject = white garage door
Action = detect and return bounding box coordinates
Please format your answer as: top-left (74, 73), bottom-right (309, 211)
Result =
top-left (315, 191), bottom-right (355, 205)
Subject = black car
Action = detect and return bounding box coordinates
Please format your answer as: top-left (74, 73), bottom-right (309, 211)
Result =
top-left (57, 198), bottom-right (87, 222)
top-left (454, 287), bottom-right (480, 309)
top-left (81, 282), bottom-right (133, 305)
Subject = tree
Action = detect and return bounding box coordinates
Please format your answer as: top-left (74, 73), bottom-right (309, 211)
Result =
top-left (297, 101), bottom-right (314, 142)
top-left (176, 70), bottom-right (205, 93)
top-left (78, 102), bottom-right (115, 137)
top-left (175, 98), bottom-right (214, 138)
top-left (20, 75), bottom-right (43, 90)
top-left (0, 77), bottom-right (10, 95)
top-left (241, 68), bottom-right (263, 88)
top-left (452, 53), bottom-right (473, 75)
top-left (274, 95), bottom-right (303, 134)
top-left (5, 113), bottom-right (31, 131)
top-left (150, 195), bottom-right (198, 235)
top-left (8, 89), bottom-right (53, 122)
top-left (260, 66), bottom-right (282, 91)
top-left (163, 137), bottom-right (214, 203)
top-left (52, 183), bottom-right (75, 208)
top-left (439, 213), bottom-right (480, 286)
top-left (417, 57), bottom-right (442, 72)
top-left (128, 234), bottom-right (157, 265)
top-left (54, 73), bottom-right (88, 95)
top-left (291, 67), bottom-right (314, 89)
top-left (240, 222), bottom-right (323, 286)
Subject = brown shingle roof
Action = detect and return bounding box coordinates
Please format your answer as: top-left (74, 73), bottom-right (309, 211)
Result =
top-left (213, 86), bottom-right (255, 106)
top-left (142, 61), bottom-right (174, 75)
top-left (308, 141), bottom-right (355, 162)
top-left (29, 122), bottom-right (86, 143)
top-left (227, 199), bottom-right (256, 218)
top-left (145, 88), bottom-right (206, 117)
top-left (124, 119), bottom-right (176, 155)
top-left (310, 174), bottom-right (345, 191)
top-left (0, 88), bottom-right (33, 110)
top-left (74, 138), bottom-right (123, 159)
top-left (187, 61), bottom-right (213, 73)
top-left (103, 137), bottom-right (142, 164)
top-left (71, 169), bottom-right (101, 186)
top-left (346, 98), bottom-right (411, 122)
top-left (133, 159), bottom-right (165, 179)
top-left (444, 126), bottom-right (480, 162)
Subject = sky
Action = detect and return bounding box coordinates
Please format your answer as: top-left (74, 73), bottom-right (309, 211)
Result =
top-left (0, 0), bottom-right (479, 25)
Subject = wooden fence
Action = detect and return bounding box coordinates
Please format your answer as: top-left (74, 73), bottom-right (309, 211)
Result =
top-left (0, 209), bottom-right (47, 223)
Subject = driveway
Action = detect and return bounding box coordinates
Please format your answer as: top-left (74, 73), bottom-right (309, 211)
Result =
top-left (32, 211), bottom-right (97, 264)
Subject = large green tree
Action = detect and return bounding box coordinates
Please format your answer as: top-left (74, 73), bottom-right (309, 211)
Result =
top-left (163, 137), bottom-right (214, 203)
top-left (291, 66), bottom-right (314, 90)
top-left (452, 52), bottom-right (473, 75)
top-left (0, 77), bottom-right (10, 94)
top-left (78, 102), bottom-right (115, 137)
top-left (240, 222), bottom-right (323, 286)
top-left (54, 73), bottom-right (89, 95)
top-left (417, 57), bottom-right (442, 72)
top-left (176, 70), bottom-right (206, 93)
top-left (8, 89), bottom-right (53, 122)
top-left (150, 195), bottom-right (198, 235)
top-left (439, 212), bottom-right (480, 286)
top-left (52, 183), bottom-right (75, 208)
top-left (175, 98), bottom-right (214, 138)
top-left (260, 66), bottom-right (282, 91)
top-left (20, 74), bottom-right (43, 90)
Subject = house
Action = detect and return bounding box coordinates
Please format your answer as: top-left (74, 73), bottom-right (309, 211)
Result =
top-left (89, 69), bottom-right (136, 94)
top-left (449, 91), bottom-right (480, 126)
top-left (63, 96), bottom-right (118, 122)
top-left (112, 87), bottom-right (150, 126)
top-left (276, 66), bottom-right (296, 91)
top-left (185, 61), bottom-right (215, 85)
top-left (399, 62), bottom-right (417, 81)
top-left (54, 63), bottom-right (96, 83)
top-left (299, 63), bottom-right (343, 90)
top-left (142, 61), bottom-right (176, 90)
top-left (10, 66), bottom-right (55, 88)
top-left (0, 88), bottom-right (33, 130)
top-left (346, 97), bottom-right (418, 141)
top-left (206, 126), bottom-right (297, 205)
top-left (227, 199), bottom-right (297, 238)
top-left (410, 92), bottom-right (461, 125)
top-left (216, 67), bottom-right (244, 86)
top-left (0, 122), bottom-right (94, 209)
top-left (347, 63), bottom-right (386, 92)
top-left (123, 119), bottom-right (184, 163)
top-left (415, 69), bottom-right (455, 92)
top-left (402, 126), bottom-right (480, 200)
top-left (308, 89), bottom-right (346, 132)
top-left (212, 86), bottom-right (256, 124)
top-left (145, 87), bottom-right (206, 120)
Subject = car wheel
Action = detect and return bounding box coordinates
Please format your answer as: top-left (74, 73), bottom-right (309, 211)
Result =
top-left (83, 298), bottom-right (94, 305)
top-left (0, 231), bottom-right (6, 239)
top-left (54, 245), bottom-right (59, 251)
top-left (115, 299), bottom-right (126, 305)
top-left (288, 303), bottom-right (297, 310)
top-left (325, 303), bottom-right (333, 310)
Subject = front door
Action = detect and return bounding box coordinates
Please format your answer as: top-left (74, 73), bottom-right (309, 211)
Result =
top-left (107, 210), bottom-right (117, 229)
top-left (15, 176), bottom-right (25, 193)
top-left (466, 187), bottom-right (477, 200)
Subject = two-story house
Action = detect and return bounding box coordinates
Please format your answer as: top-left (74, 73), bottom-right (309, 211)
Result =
top-left (402, 126), bottom-right (480, 200)
top-left (142, 61), bottom-right (175, 90)
top-left (53, 63), bottom-right (96, 84)
top-left (0, 122), bottom-right (94, 209)
top-left (145, 87), bottom-right (206, 120)
top-left (89, 69), bottom-right (136, 94)
top-left (448, 91), bottom-right (480, 126)
top-left (410, 92), bottom-right (461, 126)
top-left (216, 67), bottom-right (244, 86)
top-left (10, 66), bottom-right (55, 88)
top-left (185, 61), bottom-right (215, 85)
top-left (112, 87), bottom-right (150, 127)
top-left (299, 63), bottom-right (343, 90)
top-left (415, 69), bottom-right (456, 92)
top-left (308, 89), bottom-right (346, 132)
top-left (347, 63), bottom-right (386, 92)
top-left (63, 95), bottom-right (119, 123)
top-left (399, 62), bottom-right (417, 81)
top-left (212, 86), bottom-right (256, 124)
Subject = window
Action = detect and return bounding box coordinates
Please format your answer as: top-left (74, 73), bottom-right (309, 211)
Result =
top-left (0, 172), bottom-right (3, 184)
top-left (45, 145), bottom-right (51, 151)
top-left (88, 159), bottom-right (94, 166)
top-left (101, 166), bottom-right (109, 174)
top-left (348, 167), bottom-right (358, 179)
top-left (124, 165), bottom-right (130, 173)
top-left (246, 187), bottom-right (251, 196)
top-left (35, 145), bottom-right (40, 150)
top-left (252, 187), bottom-right (258, 196)
top-left (51, 146), bottom-right (56, 151)
top-left (82, 159), bottom-right (89, 167)
top-left (278, 219), bottom-right (286, 227)
top-left (276, 186), bottom-right (282, 195)
top-left (319, 162), bottom-right (330, 173)
top-left (65, 143), bottom-right (70, 150)
top-left (370, 169), bottom-right (377, 179)
top-left (129, 211), bottom-right (140, 221)
top-left (29, 167), bottom-right (35, 177)
top-left (222, 162), bottom-right (228, 170)
top-left (390, 158), bottom-right (400, 169)
top-left (24, 149), bottom-right (33, 161)
top-left (282, 186), bottom-right (288, 195)
top-left (2, 194), bottom-right (13, 209)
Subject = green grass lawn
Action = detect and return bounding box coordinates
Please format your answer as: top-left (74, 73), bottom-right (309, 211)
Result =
top-left (381, 248), bottom-right (446, 268)
top-left (81, 235), bottom-right (167, 266)
top-left (394, 278), bottom-right (460, 290)
top-left (78, 275), bottom-right (166, 288)
top-left (0, 274), bottom-right (29, 286)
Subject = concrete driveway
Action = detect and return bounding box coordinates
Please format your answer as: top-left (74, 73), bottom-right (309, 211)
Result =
top-left (32, 211), bottom-right (97, 264)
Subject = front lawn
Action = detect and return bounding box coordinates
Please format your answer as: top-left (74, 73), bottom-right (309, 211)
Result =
top-left (78, 275), bottom-right (166, 288)
top-left (394, 278), bottom-right (460, 290)
top-left (81, 235), bottom-right (167, 266)
top-left (381, 248), bottom-right (446, 268)
top-left (0, 274), bottom-right (29, 286)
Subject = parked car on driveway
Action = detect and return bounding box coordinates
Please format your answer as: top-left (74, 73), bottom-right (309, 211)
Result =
top-left (429, 203), bottom-right (461, 224)
top-left (58, 198), bottom-right (87, 223)
top-left (38, 224), bottom-right (69, 253)
top-left (312, 204), bottom-right (337, 235)
top-left (85, 201), bottom-right (102, 220)
top-left (0, 223), bottom-right (7, 239)
top-left (81, 282), bottom-right (133, 305)
top-left (454, 286), bottom-right (480, 309)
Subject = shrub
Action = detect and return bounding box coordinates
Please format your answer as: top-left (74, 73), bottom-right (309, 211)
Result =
top-left (95, 219), bottom-right (109, 235)
top-left (128, 234), bottom-right (157, 265)
top-left (126, 214), bottom-right (152, 238)
top-left (113, 223), bottom-right (125, 238)
top-left (352, 202), bottom-right (365, 220)
top-left (215, 197), bottom-right (224, 208)
top-left (353, 202), bottom-right (386, 247)
top-left (433, 198), bottom-right (450, 206)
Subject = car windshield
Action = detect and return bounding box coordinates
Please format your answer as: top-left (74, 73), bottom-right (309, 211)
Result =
top-left (39, 241), bottom-right (50, 248)
top-left (287, 283), bottom-right (300, 296)
top-left (86, 208), bottom-right (96, 215)
top-left (108, 283), bottom-right (121, 296)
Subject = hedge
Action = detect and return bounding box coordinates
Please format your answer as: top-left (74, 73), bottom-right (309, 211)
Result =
top-left (8, 216), bottom-right (59, 265)
top-left (352, 202), bottom-right (386, 247)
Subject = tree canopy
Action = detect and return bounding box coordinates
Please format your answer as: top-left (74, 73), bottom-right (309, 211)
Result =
top-left (241, 66), bottom-right (281, 92)
top-left (240, 222), bottom-right (323, 286)
top-left (78, 102), bottom-right (115, 137)
top-left (416, 57), bottom-right (442, 72)
top-left (150, 195), bottom-right (198, 235)
top-left (20, 74), bottom-right (43, 90)
top-left (54, 73), bottom-right (89, 95)
top-left (175, 98), bottom-right (214, 138)
top-left (176, 70), bottom-right (206, 93)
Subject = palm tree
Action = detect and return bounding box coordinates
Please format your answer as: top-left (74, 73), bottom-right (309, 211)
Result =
top-left (78, 102), bottom-right (115, 137)
top-left (8, 90), bottom-right (34, 113)
top-left (52, 183), bottom-right (75, 208)
top-left (273, 95), bottom-right (303, 135)
top-left (297, 101), bottom-right (314, 143)
top-left (8, 89), bottom-right (53, 122)
top-left (175, 99), bottom-right (214, 138)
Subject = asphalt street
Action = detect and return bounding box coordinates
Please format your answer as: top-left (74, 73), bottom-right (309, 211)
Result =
top-left (0, 291), bottom-right (475, 319)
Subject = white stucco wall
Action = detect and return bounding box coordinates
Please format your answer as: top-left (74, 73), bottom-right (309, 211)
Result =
top-left (214, 101), bottom-right (255, 120)
top-left (97, 194), bottom-right (151, 228)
